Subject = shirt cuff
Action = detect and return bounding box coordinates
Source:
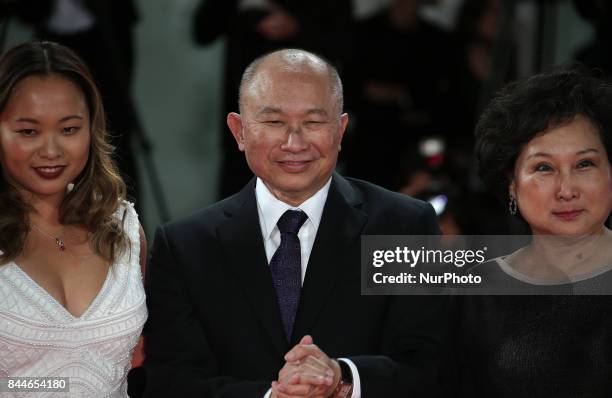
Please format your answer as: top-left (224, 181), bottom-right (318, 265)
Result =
top-left (263, 388), bottom-right (272, 398)
top-left (338, 358), bottom-right (361, 398)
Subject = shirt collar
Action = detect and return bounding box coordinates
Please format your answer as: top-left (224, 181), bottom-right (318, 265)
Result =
top-left (255, 177), bottom-right (332, 241)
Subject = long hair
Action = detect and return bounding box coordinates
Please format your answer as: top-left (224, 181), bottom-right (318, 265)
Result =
top-left (0, 41), bottom-right (128, 264)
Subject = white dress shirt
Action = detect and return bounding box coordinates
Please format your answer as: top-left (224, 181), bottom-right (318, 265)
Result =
top-left (256, 177), bottom-right (329, 283)
top-left (256, 178), bottom-right (361, 398)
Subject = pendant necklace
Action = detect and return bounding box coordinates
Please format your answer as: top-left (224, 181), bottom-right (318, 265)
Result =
top-left (31, 223), bottom-right (66, 252)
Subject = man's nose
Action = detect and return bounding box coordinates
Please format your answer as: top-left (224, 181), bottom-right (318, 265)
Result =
top-left (281, 127), bottom-right (308, 152)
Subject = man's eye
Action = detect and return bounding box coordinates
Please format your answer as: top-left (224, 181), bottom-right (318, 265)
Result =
top-left (264, 120), bottom-right (282, 125)
top-left (17, 129), bottom-right (36, 137)
top-left (577, 159), bottom-right (595, 168)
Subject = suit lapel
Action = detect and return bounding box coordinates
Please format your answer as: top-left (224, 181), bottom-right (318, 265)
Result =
top-left (293, 175), bottom-right (367, 341)
top-left (217, 180), bottom-right (288, 357)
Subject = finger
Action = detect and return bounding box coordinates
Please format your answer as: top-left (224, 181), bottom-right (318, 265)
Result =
top-left (278, 361), bottom-right (299, 381)
top-left (283, 336), bottom-right (314, 363)
top-left (278, 354), bottom-right (313, 380)
top-left (302, 355), bottom-right (334, 377)
top-left (276, 381), bottom-right (328, 397)
top-left (299, 335), bottom-right (313, 345)
top-left (279, 366), bottom-right (327, 385)
top-left (273, 380), bottom-right (312, 397)
top-left (279, 357), bottom-right (323, 381)
top-left (280, 359), bottom-right (332, 386)
top-left (289, 372), bottom-right (334, 387)
top-left (285, 343), bottom-right (326, 362)
top-left (288, 360), bottom-right (333, 382)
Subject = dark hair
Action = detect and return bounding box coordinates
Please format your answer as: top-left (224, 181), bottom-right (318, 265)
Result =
top-left (0, 41), bottom-right (128, 264)
top-left (475, 63), bottom-right (612, 201)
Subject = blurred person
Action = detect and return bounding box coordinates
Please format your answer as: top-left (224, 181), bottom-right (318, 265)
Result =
top-left (442, 0), bottom-right (509, 195)
top-left (453, 65), bottom-right (612, 397)
top-left (13, 0), bottom-right (142, 206)
top-left (143, 48), bottom-right (449, 398)
top-left (396, 150), bottom-right (459, 234)
top-left (0, 41), bottom-right (147, 397)
top-left (448, 0), bottom-right (503, 144)
top-left (193, 0), bottom-right (354, 199)
top-left (343, 0), bottom-right (455, 191)
top-left (573, 0), bottom-right (612, 77)
top-left (396, 139), bottom-right (487, 236)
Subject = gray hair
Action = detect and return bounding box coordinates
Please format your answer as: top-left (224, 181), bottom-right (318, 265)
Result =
top-left (238, 48), bottom-right (344, 115)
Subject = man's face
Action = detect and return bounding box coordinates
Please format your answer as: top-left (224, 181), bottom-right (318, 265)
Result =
top-left (228, 62), bottom-right (348, 205)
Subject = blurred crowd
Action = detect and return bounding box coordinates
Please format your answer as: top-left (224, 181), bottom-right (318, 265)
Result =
top-left (3, 0), bottom-right (610, 236)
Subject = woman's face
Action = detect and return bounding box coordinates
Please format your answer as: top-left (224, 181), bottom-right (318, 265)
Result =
top-left (0, 74), bottom-right (91, 201)
top-left (511, 115), bottom-right (612, 236)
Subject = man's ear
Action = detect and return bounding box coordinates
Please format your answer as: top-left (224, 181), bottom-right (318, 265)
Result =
top-left (227, 112), bottom-right (246, 151)
top-left (337, 113), bottom-right (349, 151)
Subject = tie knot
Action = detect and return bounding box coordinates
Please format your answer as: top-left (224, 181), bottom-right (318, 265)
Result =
top-left (277, 210), bottom-right (308, 235)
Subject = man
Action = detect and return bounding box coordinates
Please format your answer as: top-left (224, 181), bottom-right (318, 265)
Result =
top-left (192, 0), bottom-right (354, 199)
top-left (143, 49), bottom-right (448, 397)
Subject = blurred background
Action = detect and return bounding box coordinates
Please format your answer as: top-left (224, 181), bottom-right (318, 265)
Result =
top-left (0, 0), bottom-right (607, 239)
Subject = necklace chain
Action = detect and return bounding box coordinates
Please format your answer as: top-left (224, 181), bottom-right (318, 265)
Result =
top-left (31, 223), bottom-right (66, 252)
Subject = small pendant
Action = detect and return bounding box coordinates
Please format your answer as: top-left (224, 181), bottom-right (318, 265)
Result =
top-left (56, 238), bottom-right (66, 251)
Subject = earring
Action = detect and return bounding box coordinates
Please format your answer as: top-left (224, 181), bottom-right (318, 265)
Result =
top-left (509, 195), bottom-right (517, 216)
top-left (66, 183), bottom-right (75, 193)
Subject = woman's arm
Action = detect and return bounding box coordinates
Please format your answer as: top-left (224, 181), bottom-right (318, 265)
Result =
top-left (132, 223), bottom-right (147, 368)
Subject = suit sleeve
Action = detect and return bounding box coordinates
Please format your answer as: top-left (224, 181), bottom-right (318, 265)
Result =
top-left (143, 226), bottom-right (270, 397)
top-left (348, 203), bottom-right (452, 397)
top-left (417, 202), bottom-right (442, 235)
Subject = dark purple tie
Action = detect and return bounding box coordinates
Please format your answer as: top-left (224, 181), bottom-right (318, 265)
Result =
top-left (270, 210), bottom-right (308, 341)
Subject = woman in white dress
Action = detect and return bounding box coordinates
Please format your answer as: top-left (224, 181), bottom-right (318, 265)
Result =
top-left (0, 41), bottom-right (147, 397)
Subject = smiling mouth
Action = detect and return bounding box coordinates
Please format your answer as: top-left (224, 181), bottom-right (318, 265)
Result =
top-left (552, 210), bottom-right (584, 221)
top-left (33, 166), bottom-right (66, 179)
top-left (278, 160), bottom-right (312, 172)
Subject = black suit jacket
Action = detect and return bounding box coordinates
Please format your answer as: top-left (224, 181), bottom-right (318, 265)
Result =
top-left (143, 174), bottom-right (449, 397)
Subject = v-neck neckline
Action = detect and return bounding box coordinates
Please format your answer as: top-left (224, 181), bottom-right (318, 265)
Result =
top-left (10, 261), bottom-right (112, 321)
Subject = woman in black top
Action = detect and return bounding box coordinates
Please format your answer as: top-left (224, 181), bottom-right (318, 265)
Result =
top-left (454, 65), bottom-right (612, 397)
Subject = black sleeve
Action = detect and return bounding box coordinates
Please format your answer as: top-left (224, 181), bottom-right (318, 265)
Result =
top-left (350, 295), bottom-right (452, 397)
top-left (349, 202), bottom-right (451, 397)
top-left (417, 202), bottom-right (442, 235)
top-left (142, 226), bottom-right (270, 397)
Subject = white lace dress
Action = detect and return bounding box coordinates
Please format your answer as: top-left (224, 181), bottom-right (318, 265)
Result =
top-left (0, 202), bottom-right (147, 397)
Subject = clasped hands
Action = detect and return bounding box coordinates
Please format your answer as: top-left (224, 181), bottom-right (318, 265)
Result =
top-left (271, 335), bottom-right (342, 398)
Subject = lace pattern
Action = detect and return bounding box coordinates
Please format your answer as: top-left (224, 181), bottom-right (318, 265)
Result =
top-left (0, 201), bottom-right (147, 397)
